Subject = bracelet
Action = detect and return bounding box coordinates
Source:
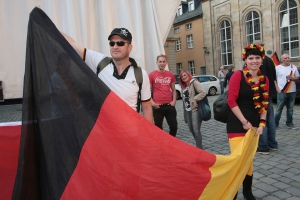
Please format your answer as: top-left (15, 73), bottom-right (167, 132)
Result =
top-left (242, 121), bottom-right (248, 126)
top-left (259, 119), bottom-right (266, 127)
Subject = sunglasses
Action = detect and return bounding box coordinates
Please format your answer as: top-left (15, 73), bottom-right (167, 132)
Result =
top-left (109, 41), bottom-right (130, 47)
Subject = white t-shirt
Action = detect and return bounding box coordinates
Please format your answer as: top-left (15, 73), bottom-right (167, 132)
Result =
top-left (218, 70), bottom-right (225, 81)
top-left (276, 64), bottom-right (299, 92)
top-left (85, 49), bottom-right (151, 110)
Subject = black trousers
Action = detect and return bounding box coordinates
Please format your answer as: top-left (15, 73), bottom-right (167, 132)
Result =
top-left (153, 104), bottom-right (178, 137)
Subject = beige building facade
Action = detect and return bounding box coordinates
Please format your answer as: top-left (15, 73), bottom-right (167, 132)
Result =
top-left (201, 0), bottom-right (300, 73)
top-left (174, 18), bottom-right (207, 75)
top-left (173, 0), bottom-right (207, 76)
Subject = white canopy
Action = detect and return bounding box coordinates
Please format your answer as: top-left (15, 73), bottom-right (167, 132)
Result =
top-left (0, 0), bottom-right (180, 99)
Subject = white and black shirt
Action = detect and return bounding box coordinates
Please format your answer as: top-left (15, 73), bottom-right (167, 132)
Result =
top-left (84, 49), bottom-right (151, 110)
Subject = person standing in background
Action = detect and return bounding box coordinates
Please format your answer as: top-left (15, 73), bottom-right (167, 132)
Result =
top-left (223, 66), bottom-right (234, 90)
top-left (275, 54), bottom-right (299, 129)
top-left (179, 70), bottom-right (206, 149)
top-left (254, 40), bottom-right (278, 155)
top-left (218, 66), bottom-right (225, 94)
top-left (149, 55), bottom-right (177, 137)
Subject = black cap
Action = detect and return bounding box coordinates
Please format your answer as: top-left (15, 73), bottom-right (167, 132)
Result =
top-left (108, 28), bottom-right (132, 43)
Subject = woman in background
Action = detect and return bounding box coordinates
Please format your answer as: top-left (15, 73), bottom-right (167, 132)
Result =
top-left (228, 44), bottom-right (269, 200)
top-left (179, 70), bottom-right (206, 149)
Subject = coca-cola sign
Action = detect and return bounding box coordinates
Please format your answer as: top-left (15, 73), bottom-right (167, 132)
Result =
top-left (155, 77), bottom-right (171, 84)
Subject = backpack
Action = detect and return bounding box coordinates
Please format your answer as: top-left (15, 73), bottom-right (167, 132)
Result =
top-left (213, 71), bottom-right (244, 123)
top-left (96, 57), bottom-right (143, 112)
top-left (213, 91), bottom-right (229, 123)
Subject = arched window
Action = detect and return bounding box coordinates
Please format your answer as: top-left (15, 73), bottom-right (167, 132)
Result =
top-left (220, 20), bottom-right (232, 66)
top-left (279, 0), bottom-right (299, 57)
top-left (246, 11), bottom-right (260, 44)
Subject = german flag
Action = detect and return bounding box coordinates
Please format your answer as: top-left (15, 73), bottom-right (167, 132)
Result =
top-left (11, 7), bottom-right (259, 200)
top-left (0, 122), bottom-right (21, 200)
top-left (271, 52), bottom-right (280, 67)
top-left (281, 69), bottom-right (295, 93)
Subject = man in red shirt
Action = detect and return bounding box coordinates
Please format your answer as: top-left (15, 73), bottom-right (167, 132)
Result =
top-left (149, 55), bottom-right (177, 136)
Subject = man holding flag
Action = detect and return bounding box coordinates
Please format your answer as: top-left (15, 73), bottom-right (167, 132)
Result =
top-left (61, 29), bottom-right (153, 122)
top-left (275, 54), bottom-right (299, 129)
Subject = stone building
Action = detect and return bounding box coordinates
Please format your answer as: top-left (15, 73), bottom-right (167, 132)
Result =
top-left (166, 0), bottom-right (299, 75)
top-left (201, 0), bottom-right (300, 73)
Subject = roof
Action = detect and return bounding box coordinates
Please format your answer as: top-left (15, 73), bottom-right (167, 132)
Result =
top-left (173, 3), bottom-right (203, 25)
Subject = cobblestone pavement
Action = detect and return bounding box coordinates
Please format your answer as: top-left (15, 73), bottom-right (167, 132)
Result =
top-left (1, 96), bottom-right (300, 199)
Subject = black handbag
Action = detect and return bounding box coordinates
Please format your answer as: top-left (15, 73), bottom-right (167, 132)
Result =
top-left (213, 91), bottom-right (230, 123)
top-left (193, 82), bottom-right (211, 121)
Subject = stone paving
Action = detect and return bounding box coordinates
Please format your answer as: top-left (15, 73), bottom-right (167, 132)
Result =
top-left (1, 96), bottom-right (300, 199)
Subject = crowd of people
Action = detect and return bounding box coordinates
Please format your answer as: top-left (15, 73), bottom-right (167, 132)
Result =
top-left (60, 24), bottom-right (300, 200)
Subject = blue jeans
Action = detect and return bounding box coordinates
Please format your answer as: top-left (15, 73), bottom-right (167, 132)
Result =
top-left (220, 81), bottom-right (224, 94)
top-left (186, 110), bottom-right (203, 149)
top-left (275, 92), bottom-right (296, 126)
top-left (259, 98), bottom-right (278, 150)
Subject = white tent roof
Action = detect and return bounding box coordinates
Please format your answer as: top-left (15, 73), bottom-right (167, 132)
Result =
top-left (0, 0), bottom-right (180, 99)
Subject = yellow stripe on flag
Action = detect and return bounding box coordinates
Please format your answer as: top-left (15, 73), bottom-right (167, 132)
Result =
top-left (199, 129), bottom-right (259, 200)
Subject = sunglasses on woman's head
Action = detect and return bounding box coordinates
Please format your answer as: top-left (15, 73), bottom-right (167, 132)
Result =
top-left (109, 41), bottom-right (130, 47)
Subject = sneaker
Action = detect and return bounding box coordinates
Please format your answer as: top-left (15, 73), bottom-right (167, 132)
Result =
top-left (256, 148), bottom-right (270, 155)
top-left (269, 147), bottom-right (278, 151)
top-left (286, 123), bottom-right (297, 129)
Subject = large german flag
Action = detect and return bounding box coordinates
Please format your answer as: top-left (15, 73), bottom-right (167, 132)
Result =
top-left (11, 8), bottom-right (259, 200)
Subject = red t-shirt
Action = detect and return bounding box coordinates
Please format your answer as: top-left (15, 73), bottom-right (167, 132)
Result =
top-left (148, 70), bottom-right (176, 104)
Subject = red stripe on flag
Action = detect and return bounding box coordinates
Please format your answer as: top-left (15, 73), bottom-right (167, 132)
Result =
top-left (61, 92), bottom-right (217, 200)
top-left (0, 123), bottom-right (21, 200)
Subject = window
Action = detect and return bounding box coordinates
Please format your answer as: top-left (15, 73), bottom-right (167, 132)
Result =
top-left (246, 11), bottom-right (261, 44)
top-left (177, 5), bottom-right (182, 16)
top-left (198, 77), bottom-right (208, 83)
top-left (279, 0), bottom-right (299, 57)
top-left (174, 27), bottom-right (180, 34)
top-left (200, 66), bottom-right (206, 75)
top-left (186, 23), bottom-right (192, 30)
top-left (197, 76), bottom-right (217, 83)
top-left (188, 61), bottom-right (195, 75)
top-left (176, 38), bottom-right (181, 51)
top-left (220, 20), bottom-right (232, 66)
top-left (176, 63), bottom-right (182, 74)
top-left (188, 1), bottom-right (194, 11)
top-left (187, 35), bottom-right (194, 49)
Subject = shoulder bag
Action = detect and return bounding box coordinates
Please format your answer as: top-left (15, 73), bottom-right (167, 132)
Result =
top-left (193, 82), bottom-right (211, 121)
